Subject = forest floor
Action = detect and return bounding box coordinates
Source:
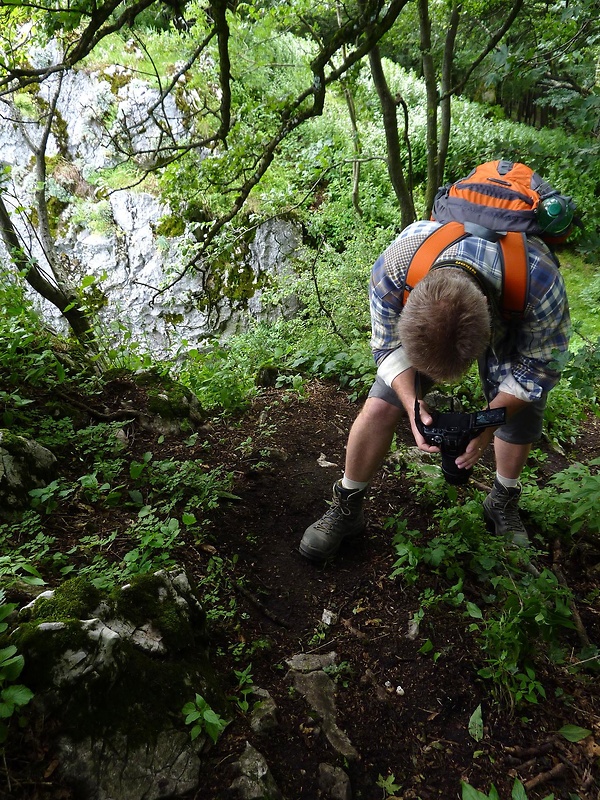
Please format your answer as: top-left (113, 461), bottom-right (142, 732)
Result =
top-left (5, 378), bottom-right (600, 800)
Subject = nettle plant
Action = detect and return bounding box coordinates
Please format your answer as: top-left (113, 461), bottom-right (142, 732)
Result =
top-left (524, 458), bottom-right (600, 541)
top-left (387, 474), bottom-right (577, 706)
top-left (182, 693), bottom-right (229, 744)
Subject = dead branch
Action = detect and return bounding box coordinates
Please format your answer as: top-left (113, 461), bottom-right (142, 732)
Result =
top-left (524, 762), bottom-right (569, 791)
top-left (235, 584), bottom-right (291, 629)
top-left (55, 391), bottom-right (148, 422)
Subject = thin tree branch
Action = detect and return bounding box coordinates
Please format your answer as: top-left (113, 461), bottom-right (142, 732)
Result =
top-left (442, 0), bottom-right (523, 101)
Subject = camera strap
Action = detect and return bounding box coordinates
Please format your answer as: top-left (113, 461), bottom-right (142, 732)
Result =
top-left (413, 370), bottom-right (425, 430)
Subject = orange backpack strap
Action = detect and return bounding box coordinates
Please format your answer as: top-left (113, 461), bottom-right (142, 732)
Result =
top-left (403, 222), bottom-right (468, 305)
top-left (405, 223), bottom-right (530, 321)
top-left (498, 232), bottom-right (529, 320)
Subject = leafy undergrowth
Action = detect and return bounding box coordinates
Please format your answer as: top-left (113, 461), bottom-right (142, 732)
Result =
top-left (1, 379), bottom-right (599, 799)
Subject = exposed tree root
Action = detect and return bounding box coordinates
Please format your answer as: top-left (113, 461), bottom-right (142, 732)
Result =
top-left (524, 762), bottom-right (569, 791)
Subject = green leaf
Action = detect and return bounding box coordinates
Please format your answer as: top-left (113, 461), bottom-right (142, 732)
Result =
top-left (0, 646), bottom-right (18, 663)
top-left (512, 778), bottom-right (528, 800)
top-left (130, 462), bottom-right (146, 479)
top-left (466, 602), bottom-right (483, 619)
top-left (0, 654), bottom-right (24, 681)
top-left (128, 490), bottom-right (144, 505)
top-left (461, 781), bottom-right (492, 800)
top-left (468, 704), bottom-right (484, 742)
top-left (21, 577), bottom-right (46, 587)
top-left (216, 490), bottom-right (242, 501)
top-left (190, 724), bottom-right (202, 740)
top-left (1, 685), bottom-right (33, 707)
top-left (0, 604), bottom-right (17, 622)
top-left (203, 709), bottom-right (227, 743)
top-left (559, 724), bottom-right (592, 742)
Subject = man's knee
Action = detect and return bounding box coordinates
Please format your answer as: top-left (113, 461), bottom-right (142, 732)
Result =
top-left (359, 396), bottom-right (406, 426)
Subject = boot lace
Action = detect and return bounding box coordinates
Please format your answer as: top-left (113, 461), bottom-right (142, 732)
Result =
top-left (312, 497), bottom-right (351, 535)
top-left (497, 494), bottom-right (526, 534)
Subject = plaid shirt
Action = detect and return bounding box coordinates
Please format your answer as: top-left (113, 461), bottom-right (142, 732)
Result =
top-left (370, 220), bottom-right (571, 401)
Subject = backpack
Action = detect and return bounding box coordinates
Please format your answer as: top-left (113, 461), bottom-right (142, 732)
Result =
top-left (403, 160), bottom-right (575, 321)
top-left (431, 159), bottom-right (575, 238)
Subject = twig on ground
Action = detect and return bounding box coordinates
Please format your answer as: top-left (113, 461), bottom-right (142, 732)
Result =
top-left (505, 740), bottom-right (555, 758)
top-left (524, 762), bottom-right (569, 790)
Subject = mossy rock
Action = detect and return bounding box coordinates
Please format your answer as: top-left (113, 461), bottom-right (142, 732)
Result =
top-left (103, 368), bottom-right (205, 435)
top-left (13, 570), bottom-right (225, 745)
top-left (135, 368), bottom-right (203, 422)
top-left (28, 576), bottom-right (102, 623)
top-left (0, 430), bottom-right (57, 516)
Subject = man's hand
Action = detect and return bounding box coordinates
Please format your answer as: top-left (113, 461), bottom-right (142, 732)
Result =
top-left (391, 369), bottom-right (441, 454)
top-left (455, 427), bottom-right (495, 471)
top-left (410, 399), bottom-right (441, 454)
top-left (454, 391), bottom-right (530, 471)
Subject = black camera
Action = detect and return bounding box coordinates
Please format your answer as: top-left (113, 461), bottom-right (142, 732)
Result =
top-left (414, 400), bottom-right (506, 485)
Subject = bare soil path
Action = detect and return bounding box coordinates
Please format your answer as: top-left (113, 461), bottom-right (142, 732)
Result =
top-left (6, 379), bottom-right (600, 800)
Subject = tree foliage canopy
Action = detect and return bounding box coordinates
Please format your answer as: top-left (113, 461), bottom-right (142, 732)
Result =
top-left (0, 0), bottom-right (598, 341)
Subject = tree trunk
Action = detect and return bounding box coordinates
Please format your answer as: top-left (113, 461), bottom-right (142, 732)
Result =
top-left (1, 81), bottom-right (98, 349)
top-left (0, 196), bottom-right (95, 346)
top-left (368, 45), bottom-right (416, 228)
top-left (337, 2), bottom-right (363, 216)
top-left (438, 2), bottom-right (461, 186)
top-left (418, 0), bottom-right (439, 218)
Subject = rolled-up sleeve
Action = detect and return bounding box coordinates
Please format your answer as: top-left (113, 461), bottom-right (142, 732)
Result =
top-left (369, 254), bottom-right (410, 385)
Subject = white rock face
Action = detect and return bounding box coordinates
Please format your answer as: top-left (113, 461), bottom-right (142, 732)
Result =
top-left (0, 42), bottom-right (301, 358)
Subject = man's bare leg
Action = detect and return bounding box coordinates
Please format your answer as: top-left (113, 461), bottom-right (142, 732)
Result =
top-left (343, 397), bottom-right (405, 483)
top-left (299, 397), bottom-right (403, 560)
top-left (493, 439), bottom-right (531, 480)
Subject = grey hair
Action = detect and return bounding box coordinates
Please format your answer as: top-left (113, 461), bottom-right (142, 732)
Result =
top-left (399, 267), bottom-right (491, 382)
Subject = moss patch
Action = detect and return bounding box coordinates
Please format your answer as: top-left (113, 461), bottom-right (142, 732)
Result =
top-left (12, 619), bottom-right (90, 688)
top-left (155, 214), bottom-right (186, 238)
top-left (110, 572), bottom-right (205, 652)
top-left (29, 577), bottom-right (101, 623)
top-left (135, 369), bottom-right (203, 421)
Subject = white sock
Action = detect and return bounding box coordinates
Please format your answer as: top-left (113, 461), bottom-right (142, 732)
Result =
top-left (496, 472), bottom-right (519, 489)
top-left (341, 476), bottom-right (369, 491)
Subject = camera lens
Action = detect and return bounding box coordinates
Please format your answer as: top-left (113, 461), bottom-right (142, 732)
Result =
top-left (441, 453), bottom-right (472, 485)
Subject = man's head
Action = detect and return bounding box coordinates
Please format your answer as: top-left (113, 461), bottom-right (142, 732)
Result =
top-left (399, 267), bottom-right (491, 382)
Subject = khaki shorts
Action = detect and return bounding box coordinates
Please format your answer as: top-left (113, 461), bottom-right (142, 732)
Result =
top-left (367, 374), bottom-right (547, 444)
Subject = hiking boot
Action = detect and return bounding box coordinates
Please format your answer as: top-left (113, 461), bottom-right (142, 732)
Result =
top-left (299, 481), bottom-right (366, 562)
top-left (483, 478), bottom-right (530, 547)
